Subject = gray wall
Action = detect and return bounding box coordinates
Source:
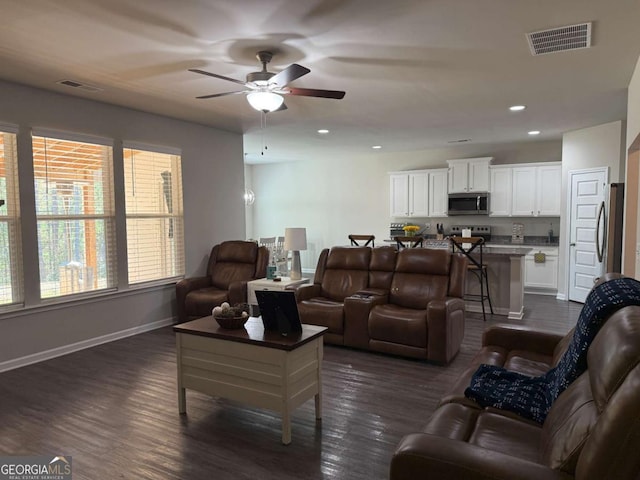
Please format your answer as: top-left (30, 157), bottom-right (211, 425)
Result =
top-left (0, 80), bottom-right (244, 368)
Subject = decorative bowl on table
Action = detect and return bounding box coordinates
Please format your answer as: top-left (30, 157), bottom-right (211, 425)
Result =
top-left (212, 302), bottom-right (250, 329)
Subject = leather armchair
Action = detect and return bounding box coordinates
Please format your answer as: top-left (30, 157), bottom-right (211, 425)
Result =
top-left (175, 240), bottom-right (268, 323)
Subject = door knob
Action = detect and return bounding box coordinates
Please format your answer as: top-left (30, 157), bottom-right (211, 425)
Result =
top-left (570, 243), bottom-right (576, 247)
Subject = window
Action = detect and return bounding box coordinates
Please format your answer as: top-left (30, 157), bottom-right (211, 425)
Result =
top-left (0, 130), bottom-right (23, 307)
top-left (32, 134), bottom-right (116, 298)
top-left (123, 146), bottom-right (184, 284)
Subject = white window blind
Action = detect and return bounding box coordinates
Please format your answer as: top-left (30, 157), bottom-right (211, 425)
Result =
top-left (123, 147), bottom-right (184, 284)
top-left (32, 135), bottom-right (116, 298)
top-left (0, 132), bottom-right (23, 307)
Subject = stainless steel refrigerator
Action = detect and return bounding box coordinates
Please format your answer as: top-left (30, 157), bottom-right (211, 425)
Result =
top-left (596, 183), bottom-right (624, 273)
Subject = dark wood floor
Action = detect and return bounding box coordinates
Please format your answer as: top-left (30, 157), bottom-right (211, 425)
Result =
top-left (0, 295), bottom-right (581, 480)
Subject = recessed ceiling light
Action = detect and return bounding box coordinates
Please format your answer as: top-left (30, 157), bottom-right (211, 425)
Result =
top-left (317, 129), bottom-right (329, 134)
top-left (372, 145), bottom-right (382, 149)
top-left (509, 105), bottom-right (526, 111)
top-left (528, 130), bottom-right (541, 135)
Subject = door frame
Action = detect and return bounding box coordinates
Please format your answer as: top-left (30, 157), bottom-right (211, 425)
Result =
top-left (564, 167), bottom-right (609, 302)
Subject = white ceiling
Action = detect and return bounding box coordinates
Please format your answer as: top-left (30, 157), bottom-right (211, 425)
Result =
top-left (1, 0), bottom-right (638, 164)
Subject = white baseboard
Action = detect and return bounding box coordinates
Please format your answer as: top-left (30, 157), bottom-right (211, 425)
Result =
top-left (0, 317), bottom-right (175, 373)
top-left (556, 293), bottom-right (567, 301)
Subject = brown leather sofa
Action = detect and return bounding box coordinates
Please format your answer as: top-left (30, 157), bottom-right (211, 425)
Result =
top-left (390, 273), bottom-right (640, 480)
top-left (175, 240), bottom-right (268, 323)
top-left (296, 246), bottom-right (468, 364)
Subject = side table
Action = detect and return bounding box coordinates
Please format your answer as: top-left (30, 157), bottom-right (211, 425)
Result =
top-left (247, 277), bottom-right (309, 315)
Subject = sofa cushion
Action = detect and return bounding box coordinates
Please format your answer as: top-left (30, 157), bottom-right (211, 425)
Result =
top-left (320, 246), bottom-right (371, 301)
top-left (423, 403), bottom-right (541, 463)
top-left (210, 263), bottom-right (256, 290)
top-left (368, 304), bottom-right (427, 348)
top-left (368, 246), bottom-right (396, 290)
top-left (440, 344), bottom-right (555, 406)
top-left (184, 287), bottom-right (228, 317)
top-left (297, 298), bottom-right (345, 334)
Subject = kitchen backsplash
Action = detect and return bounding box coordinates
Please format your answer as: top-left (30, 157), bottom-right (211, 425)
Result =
top-left (408, 216), bottom-right (561, 238)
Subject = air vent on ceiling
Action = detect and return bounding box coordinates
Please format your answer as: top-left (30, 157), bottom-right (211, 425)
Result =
top-left (527, 22), bottom-right (592, 56)
top-left (56, 79), bottom-right (103, 92)
top-left (447, 139), bottom-right (472, 144)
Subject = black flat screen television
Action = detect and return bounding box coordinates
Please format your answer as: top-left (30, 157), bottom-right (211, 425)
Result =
top-left (255, 290), bottom-right (302, 336)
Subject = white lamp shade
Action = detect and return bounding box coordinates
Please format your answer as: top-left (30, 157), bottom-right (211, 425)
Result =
top-left (247, 91), bottom-right (284, 112)
top-left (284, 227), bottom-right (307, 251)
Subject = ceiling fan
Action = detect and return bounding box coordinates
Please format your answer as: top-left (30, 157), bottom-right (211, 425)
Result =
top-left (189, 50), bottom-right (346, 113)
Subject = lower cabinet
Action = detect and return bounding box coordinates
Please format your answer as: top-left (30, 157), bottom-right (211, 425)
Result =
top-left (524, 247), bottom-right (558, 294)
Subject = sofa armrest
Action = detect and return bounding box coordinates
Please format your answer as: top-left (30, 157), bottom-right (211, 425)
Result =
top-left (343, 292), bottom-right (389, 349)
top-left (482, 324), bottom-right (567, 357)
top-left (426, 297), bottom-right (465, 364)
top-left (391, 433), bottom-right (572, 480)
top-left (175, 276), bottom-right (211, 323)
top-left (295, 284), bottom-right (321, 302)
top-left (227, 281), bottom-right (248, 306)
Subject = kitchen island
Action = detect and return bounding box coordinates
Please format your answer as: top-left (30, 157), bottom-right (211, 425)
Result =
top-left (466, 246), bottom-right (532, 320)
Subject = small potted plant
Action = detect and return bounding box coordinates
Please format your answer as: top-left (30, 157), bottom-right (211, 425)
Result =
top-left (212, 302), bottom-right (250, 329)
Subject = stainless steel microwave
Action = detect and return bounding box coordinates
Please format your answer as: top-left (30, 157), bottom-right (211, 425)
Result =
top-left (448, 192), bottom-right (489, 215)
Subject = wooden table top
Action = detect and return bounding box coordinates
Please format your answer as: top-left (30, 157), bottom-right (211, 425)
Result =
top-left (173, 316), bottom-right (327, 351)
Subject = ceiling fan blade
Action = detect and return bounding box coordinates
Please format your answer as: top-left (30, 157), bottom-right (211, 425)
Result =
top-left (286, 87), bottom-right (345, 99)
top-left (270, 64), bottom-right (310, 87)
top-left (189, 68), bottom-right (247, 86)
top-left (196, 91), bottom-right (246, 99)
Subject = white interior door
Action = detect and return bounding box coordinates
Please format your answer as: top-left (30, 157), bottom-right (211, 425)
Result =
top-left (568, 168), bottom-right (608, 302)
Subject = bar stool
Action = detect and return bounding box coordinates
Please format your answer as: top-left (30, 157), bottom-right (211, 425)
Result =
top-left (394, 235), bottom-right (423, 250)
top-left (349, 234), bottom-right (375, 247)
top-left (450, 236), bottom-right (493, 321)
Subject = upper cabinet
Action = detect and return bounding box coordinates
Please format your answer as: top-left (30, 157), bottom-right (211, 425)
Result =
top-left (428, 168), bottom-right (448, 217)
top-left (389, 169), bottom-right (448, 218)
top-left (489, 167), bottom-right (512, 216)
top-left (490, 162), bottom-right (562, 217)
top-left (447, 157), bottom-right (492, 193)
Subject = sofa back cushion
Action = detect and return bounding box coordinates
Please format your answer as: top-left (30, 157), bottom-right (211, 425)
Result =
top-left (540, 306), bottom-right (640, 479)
top-left (320, 247), bottom-right (371, 301)
top-left (208, 240), bottom-right (260, 290)
top-left (390, 249), bottom-right (451, 309)
top-left (369, 246), bottom-right (397, 290)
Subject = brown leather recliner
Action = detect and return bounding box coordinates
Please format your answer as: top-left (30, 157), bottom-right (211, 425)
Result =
top-left (390, 273), bottom-right (640, 480)
top-left (367, 248), bottom-right (468, 363)
top-left (175, 240), bottom-right (268, 323)
top-left (296, 246), bottom-right (373, 344)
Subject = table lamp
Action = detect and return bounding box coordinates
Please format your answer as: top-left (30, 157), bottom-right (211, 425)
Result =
top-left (284, 227), bottom-right (307, 280)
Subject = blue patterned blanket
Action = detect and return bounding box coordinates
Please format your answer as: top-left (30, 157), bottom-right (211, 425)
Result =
top-left (464, 276), bottom-right (640, 424)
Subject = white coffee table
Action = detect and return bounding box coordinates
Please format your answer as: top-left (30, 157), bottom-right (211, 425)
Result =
top-left (174, 317), bottom-right (326, 444)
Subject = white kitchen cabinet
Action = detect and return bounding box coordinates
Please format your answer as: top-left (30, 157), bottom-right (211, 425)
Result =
top-left (512, 163), bottom-right (561, 217)
top-left (524, 247), bottom-right (559, 293)
top-left (389, 174), bottom-right (410, 217)
top-left (536, 165), bottom-right (562, 216)
top-left (389, 171), bottom-right (429, 217)
top-left (428, 168), bottom-right (448, 217)
top-left (489, 166), bottom-right (512, 216)
top-left (389, 169), bottom-right (447, 217)
top-left (409, 172), bottom-right (429, 217)
top-left (511, 166), bottom-right (537, 216)
top-left (447, 157), bottom-right (492, 193)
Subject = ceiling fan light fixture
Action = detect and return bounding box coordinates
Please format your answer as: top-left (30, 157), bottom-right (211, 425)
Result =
top-left (247, 91), bottom-right (284, 112)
